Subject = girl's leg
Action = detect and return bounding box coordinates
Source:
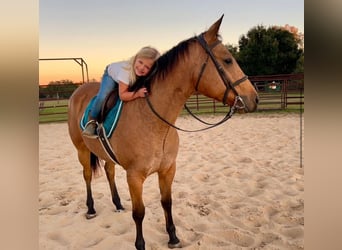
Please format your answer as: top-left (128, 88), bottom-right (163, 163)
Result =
top-left (83, 68), bottom-right (115, 138)
top-left (90, 68), bottom-right (116, 119)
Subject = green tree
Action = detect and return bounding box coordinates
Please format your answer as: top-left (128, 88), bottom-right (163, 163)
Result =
top-left (235, 25), bottom-right (303, 75)
top-left (294, 52), bottom-right (304, 73)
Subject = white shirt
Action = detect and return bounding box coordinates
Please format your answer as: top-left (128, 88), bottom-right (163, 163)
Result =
top-left (107, 61), bottom-right (130, 85)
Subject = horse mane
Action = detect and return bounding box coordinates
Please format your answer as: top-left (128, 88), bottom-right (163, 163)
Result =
top-left (128, 36), bottom-right (198, 92)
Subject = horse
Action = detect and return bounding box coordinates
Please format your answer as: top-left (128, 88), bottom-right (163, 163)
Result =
top-left (67, 15), bottom-right (258, 250)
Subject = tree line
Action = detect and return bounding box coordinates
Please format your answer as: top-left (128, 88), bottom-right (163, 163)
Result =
top-left (225, 24), bottom-right (303, 75)
top-left (39, 80), bottom-right (81, 99)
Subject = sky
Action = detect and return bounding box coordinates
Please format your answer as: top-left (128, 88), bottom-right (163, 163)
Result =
top-left (39, 0), bottom-right (304, 85)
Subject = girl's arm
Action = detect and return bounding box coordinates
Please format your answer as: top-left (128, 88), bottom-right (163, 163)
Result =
top-left (118, 82), bottom-right (147, 101)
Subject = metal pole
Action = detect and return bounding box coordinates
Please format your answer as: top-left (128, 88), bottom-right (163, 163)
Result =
top-left (39, 57), bottom-right (90, 84)
top-left (300, 84), bottom-right (303, 168)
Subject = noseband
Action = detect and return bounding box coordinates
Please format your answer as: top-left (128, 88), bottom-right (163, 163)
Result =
top-left (195, 33), bottom-right (248, 109)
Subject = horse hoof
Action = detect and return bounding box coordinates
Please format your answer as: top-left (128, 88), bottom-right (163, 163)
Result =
top-left (168, 242), bottom-right (182, 249)
top-left (85, 213), bottom-right (97, 219)
top-left (115, 208), bottom-right (125, 213)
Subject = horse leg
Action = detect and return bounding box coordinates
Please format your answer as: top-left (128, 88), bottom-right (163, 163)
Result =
top-left (127, 172), bottom-right (146, 250)
top-left (158, 163), bottom-right (181, 248)
top-left (78, 149), bottom-right (96, 219)
top-left (104, 161), bottom-right (124, 211)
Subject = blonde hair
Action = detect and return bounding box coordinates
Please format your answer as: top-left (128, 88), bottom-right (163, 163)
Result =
top-left (126, 46), bottom-right (160, 86)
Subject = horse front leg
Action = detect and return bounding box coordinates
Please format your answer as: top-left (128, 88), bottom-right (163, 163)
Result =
top-left (127, 172), bottom-right (146, 250)
top-left (158, 163), bottom-right (181, 248)
top-left (104, 161), bottom-right (124, 211)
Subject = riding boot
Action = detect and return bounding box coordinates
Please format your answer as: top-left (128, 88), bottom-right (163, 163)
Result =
top-left (82, 118), bottom-right (98, 139)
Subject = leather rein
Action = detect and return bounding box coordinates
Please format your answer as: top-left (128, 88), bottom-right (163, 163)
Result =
top-left (145, 33), bottom-right (248, 132)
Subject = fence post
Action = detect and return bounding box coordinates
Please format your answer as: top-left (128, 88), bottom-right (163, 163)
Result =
top-left (281, 80), bottom-right (286, 109)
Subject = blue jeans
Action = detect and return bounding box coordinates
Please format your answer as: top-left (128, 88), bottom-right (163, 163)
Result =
top-left (90, 67), bottom-right (117, 119)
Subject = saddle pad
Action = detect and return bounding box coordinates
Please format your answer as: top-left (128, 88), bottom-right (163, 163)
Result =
top-left (80, 96), bottom-right (123, 138)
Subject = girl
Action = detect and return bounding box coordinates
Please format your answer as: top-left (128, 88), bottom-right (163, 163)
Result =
top-left (82, 46), bottom-right (160, 138)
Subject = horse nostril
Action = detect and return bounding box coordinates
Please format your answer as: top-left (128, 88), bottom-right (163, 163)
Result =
top-left (255, 96), bottom-right (259, 104)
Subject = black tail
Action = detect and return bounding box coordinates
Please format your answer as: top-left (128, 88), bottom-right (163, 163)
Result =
top-left (90, 152), bottom-right (99, 172)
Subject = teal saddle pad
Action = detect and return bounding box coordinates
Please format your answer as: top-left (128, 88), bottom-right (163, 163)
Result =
top-left (80, 96), bottom-right (123, 138)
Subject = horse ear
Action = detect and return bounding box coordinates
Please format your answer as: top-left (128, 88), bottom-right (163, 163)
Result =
top-left (204, 14), bottom-right (224, 43)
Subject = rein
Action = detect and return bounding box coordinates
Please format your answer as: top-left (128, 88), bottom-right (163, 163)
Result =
top-left (144, 33), bottom-right (248, 132)
top-left (145, 93), bottom-right (243, 132)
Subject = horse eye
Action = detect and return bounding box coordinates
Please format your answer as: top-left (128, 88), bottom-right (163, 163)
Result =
top-left (224, 58), bottom-right (232, 64)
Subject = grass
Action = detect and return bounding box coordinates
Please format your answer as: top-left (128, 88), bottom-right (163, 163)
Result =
top-left (39, 113), bottom-right (68, 123)
top-left (39, 99), bottom-right (69, 123)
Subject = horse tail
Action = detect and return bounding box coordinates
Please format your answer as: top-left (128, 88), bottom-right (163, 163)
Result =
top-left (90, 152), bottom-right (100, 174)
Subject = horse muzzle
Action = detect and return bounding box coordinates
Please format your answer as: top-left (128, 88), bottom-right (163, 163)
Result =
top-left (235, 94), bottom-right (259, 113)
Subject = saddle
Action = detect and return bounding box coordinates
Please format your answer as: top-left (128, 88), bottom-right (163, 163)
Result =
top-left (80, 87), bottom-right (123, 139)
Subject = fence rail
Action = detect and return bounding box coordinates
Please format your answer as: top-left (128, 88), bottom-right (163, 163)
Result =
top-left (39, 73), bottom-right (304, 123)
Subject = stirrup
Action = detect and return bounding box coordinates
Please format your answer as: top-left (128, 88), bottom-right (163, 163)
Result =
top-left (82, 120), bottom-right (98, 139)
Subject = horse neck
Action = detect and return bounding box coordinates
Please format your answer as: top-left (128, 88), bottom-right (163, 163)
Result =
top-left (149, 66), bottom-right (194, 123)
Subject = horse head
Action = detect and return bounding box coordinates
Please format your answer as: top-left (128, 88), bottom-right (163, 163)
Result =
top-left (194, 15), bottom-right (259, 113)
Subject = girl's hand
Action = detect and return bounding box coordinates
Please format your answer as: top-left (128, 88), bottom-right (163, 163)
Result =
top-left (137, 87), bottom-right (148, 97)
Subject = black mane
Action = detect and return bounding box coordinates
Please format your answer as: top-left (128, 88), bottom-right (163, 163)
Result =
top-left (129, 36), bottom-right (197, 92)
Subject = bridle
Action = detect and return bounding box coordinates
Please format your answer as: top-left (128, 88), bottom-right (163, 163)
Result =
top-left (145, 33), bottom-right (249, 132)
top-left (195, 33), bottom-right (248, 108)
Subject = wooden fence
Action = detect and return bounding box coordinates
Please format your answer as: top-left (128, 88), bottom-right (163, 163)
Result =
top-left (39, 73), bottom-right (304, 122)
top-left (249, 73), bottom-right (304, 111)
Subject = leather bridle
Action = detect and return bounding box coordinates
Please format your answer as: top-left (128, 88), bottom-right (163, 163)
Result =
top-left (195, 33), bottom-right (248, 108)
top-left (145, 33), bottom-right (250, 132)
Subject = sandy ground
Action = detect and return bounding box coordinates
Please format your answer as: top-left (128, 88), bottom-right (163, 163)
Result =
top-left (39, 113), bottom-right (304, 249)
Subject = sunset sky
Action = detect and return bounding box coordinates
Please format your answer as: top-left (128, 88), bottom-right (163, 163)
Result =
top-left (39, 0), bottom-right (304, 85)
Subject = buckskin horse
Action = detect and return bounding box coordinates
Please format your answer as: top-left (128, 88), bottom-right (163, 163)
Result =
top-left (68, 15), bottom-right (258, 250)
